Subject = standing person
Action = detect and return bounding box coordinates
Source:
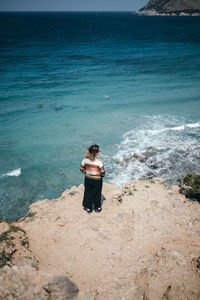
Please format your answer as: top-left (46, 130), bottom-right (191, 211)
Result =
top-left (80, 144), bottom-right (105, 213)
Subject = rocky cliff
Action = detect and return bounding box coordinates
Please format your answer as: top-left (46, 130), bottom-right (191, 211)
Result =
top-left (0, 179), bottom-right (200, 299)
top-left (138, 0), bottom-right (200, 16)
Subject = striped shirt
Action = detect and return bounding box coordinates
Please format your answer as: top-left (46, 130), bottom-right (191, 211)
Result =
top-left (80, 157), bottom-right (105, 179)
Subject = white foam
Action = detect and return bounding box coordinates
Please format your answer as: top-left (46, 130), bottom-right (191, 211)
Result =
top-left (170, 125), bottom-right (185, 131)
top-left (186, 122), bottom-right (200, 128)
top-left (107, 118), bottom-right (200, 185)
top-left (147, 128), bottom-right (167, 134)
top-left (2, 168), bottom-right (21, 177)
top-left (145, 121), bottom-right (200, 134)
top-left (103, 95), bottom-right (109, 99)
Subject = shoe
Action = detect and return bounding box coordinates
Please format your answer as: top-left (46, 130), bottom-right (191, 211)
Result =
top-left (94, 207), bottom-right (102, 213)
top-left (83, 207), bottom-right (93, 213)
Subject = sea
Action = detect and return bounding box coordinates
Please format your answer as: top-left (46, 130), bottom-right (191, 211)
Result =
top-left (0, 12), bottom-right (200, 219)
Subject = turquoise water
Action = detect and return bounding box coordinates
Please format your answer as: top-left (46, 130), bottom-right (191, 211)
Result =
top-left (0, 12), bottom-right (200, 219)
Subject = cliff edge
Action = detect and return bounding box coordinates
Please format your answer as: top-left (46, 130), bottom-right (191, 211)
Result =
top-left (138, 0), bottom-right (200, 16)
top-left (1, 178), bottom-right (199, 299)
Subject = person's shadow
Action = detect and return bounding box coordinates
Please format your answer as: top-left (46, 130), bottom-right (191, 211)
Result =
top-left (101, 194), bottom-right (106, 206)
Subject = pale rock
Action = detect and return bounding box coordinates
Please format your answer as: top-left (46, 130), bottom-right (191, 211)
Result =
top-left (0, 222), bottom-right (9, 234)
top-left (0, 265), bottom-right (79, 300)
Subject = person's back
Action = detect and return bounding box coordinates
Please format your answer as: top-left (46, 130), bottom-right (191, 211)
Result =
top-left (80, 157), bottom-right (105, 179)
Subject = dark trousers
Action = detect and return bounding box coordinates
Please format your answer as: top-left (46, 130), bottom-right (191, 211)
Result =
top-left (83, 176), bottom-right (102, 210)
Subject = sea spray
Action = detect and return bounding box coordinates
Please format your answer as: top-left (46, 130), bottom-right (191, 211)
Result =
top-left (1, 169), bottom-right (21, 177)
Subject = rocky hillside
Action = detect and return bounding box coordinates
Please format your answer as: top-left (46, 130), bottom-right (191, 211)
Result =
top-left (138, 0), bottom-right (200, 16)
top-left (0, 178), bottom-right (200, 299)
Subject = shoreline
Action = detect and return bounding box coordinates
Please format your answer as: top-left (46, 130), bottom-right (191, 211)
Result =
top-left (0, 177), bottom-right (179, 223)
top-left (0, 172), bottom-right (197, 222)
top-left (137, 10), bottom-right (200, 17)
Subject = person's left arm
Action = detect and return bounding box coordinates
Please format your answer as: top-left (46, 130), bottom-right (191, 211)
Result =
top-left (99, 160), bottom-right (105, 177)
top-left (80, 159), bottom-right (86, 174)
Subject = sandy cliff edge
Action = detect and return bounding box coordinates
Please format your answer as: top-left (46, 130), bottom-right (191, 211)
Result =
top-left (1, 178), bottom-right (200, 299)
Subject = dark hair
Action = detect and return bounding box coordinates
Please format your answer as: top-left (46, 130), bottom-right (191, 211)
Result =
top-left (85, 144), bottom-right (99, 161)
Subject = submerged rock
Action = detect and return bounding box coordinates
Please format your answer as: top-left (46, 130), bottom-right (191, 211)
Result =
top-left (178, 174), bottom-right (200, 202)
top-left (142, 147), bottom-right (158, 159)
top-left (0, 214), bottom-right (3, 223)
top-left (133, 153), bottom-right (147, 163)
top-left (115, 146), bottom-right (158, 166)
top-left (144, 172), bottom-right (155, 179)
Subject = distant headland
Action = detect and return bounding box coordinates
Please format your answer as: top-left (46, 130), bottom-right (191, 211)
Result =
top-left (138, 0), bottom-right (200, 16)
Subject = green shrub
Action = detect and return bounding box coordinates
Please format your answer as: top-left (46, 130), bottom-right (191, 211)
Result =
top-left (178, 174), bottom-right (200, 202)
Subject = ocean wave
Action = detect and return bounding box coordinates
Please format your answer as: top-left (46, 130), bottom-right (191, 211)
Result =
top-left (106, 119), bottom-right (200, 186)
top-left (145, 122), bottom-right (200, 134)
top-left (187, 122), bottom-right (200, 128)
top-left (1, 168), bottom-right (21, 177)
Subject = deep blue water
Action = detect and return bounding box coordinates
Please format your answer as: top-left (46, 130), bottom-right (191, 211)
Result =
top-left (0, 12), bottom-right (200, 219)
